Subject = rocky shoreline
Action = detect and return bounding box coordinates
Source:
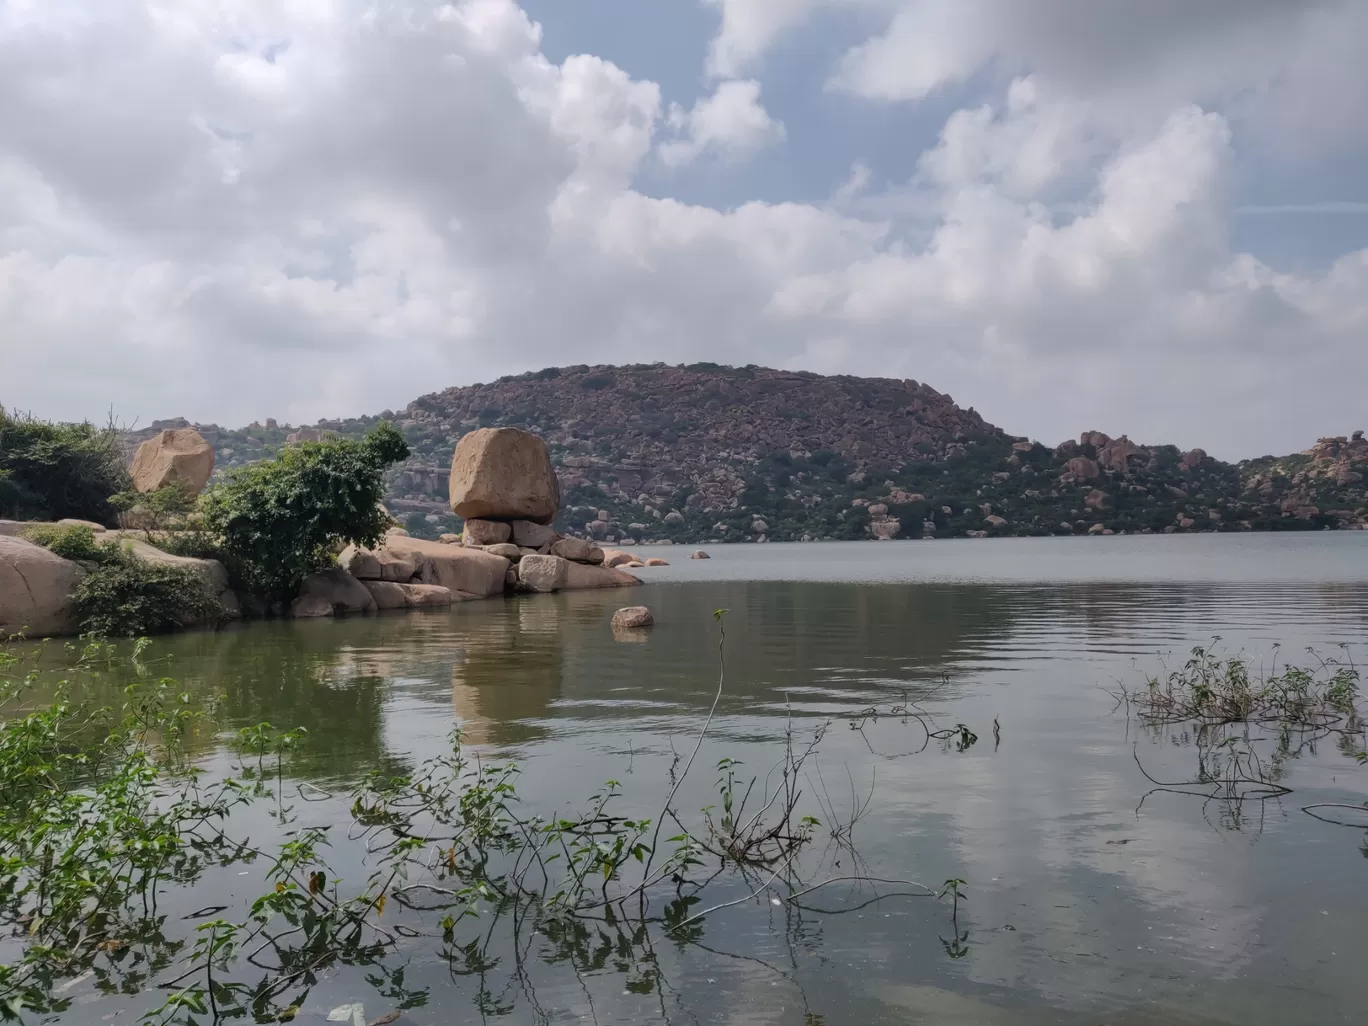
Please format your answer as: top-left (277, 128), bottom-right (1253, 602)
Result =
top-left (1, 426), bottom-right (653, 639)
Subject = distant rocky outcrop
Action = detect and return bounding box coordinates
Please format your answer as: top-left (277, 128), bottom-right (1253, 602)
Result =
top-left (129, 364), bottom-right (1368, 541)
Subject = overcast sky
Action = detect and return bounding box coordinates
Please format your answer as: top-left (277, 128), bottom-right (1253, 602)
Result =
top-left (3, 0), bottom-right (1367, 458)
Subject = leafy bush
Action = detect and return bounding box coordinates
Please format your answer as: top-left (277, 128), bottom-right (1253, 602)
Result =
top-left (202, 424), bottom-right (410, 601)
top-left (77, 557), bottom-right (210, 635)
top-left (109, 482), bottom-right (197, 532)
top-left (22, 525), bottom-right (222, 636)
top-left (0, 410), bottom-right (129, 524)
top-left (74, 552), bottom-right (222, 637)
top-left (19, 522), bottom-right (105, 562)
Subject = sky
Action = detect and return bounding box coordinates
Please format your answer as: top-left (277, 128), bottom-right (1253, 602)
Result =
top-left (2, 0), bottom-right (1367, 459)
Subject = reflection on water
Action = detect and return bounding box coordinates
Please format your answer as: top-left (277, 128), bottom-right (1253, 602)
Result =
top-left (30, 535), bottom-right (1368, 1025)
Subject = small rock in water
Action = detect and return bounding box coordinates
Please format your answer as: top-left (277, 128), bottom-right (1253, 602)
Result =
top-left (690, 549), bottom-right (710, 560)
top-left (644, 558), bottom-right (669, 566)
top-left (611, 606), bottom-right (654, 629)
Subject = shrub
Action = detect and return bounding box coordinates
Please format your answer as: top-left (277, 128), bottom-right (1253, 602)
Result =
top-left (202, 424), bottom-right (410, 601)
top-left (0, 410), bottom-right (129, 524)
top-left (74, 552), bottom-right (223, 637)
top-left (109, 483), bottom-right (197, 533)
top-left (22, 526), bottom-right (222, 636)
top-left (19, 523), bottom-right (105, 562)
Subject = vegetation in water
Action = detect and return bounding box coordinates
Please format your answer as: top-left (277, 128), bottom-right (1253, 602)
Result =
top-left (0, 410), bottom-right (130, 526)
top-left (20, 524), bottom-right (223, 638)
top-left (0, 616), bottom-right (977, 1023)
top-left (200, 424), bottom-right (410, 602)
top-left (1113, 643), bottom-right (1367, 832)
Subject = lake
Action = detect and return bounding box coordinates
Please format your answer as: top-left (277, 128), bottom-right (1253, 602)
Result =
top-left (34, 533), bottom-right (1368, 1024)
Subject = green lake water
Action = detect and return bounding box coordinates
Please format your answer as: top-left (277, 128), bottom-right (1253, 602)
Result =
top-left (32, 534), bottom-right (1368, 1024)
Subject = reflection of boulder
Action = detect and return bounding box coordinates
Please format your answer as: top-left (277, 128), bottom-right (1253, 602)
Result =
top-left (450, 603), bottom-right (564, 746)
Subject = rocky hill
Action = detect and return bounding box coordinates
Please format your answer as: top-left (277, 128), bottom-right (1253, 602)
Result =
top-left (125, 363), bottom-right (1368, 544)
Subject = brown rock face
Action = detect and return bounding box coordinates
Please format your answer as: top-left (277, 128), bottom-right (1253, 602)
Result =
top-left (1096, 437), bottom-right (1144, 473)
top-left (516, 554), bottom-right (567, 593)
top-left (1084, 489), bottom-right (1111, 511)
top-left (869, 517), bottom-right (901, 540)
top-left (448, 428), bottom-right (560, 524)
top-left (0, 537), bottom-right (85, 637)
top-left (362, 581), bottom-right (454, 610)
top-left (1065, 457), bottom-right (1100, 481)
top-left (549, 537), bottom-right (603, 564)
top-left (1179, 449), bottom-right (1207, 470)
top-left (291, 568), bottom-right (378, 617)
top-left (339, 545), bottom-right (418, 582)
top-left (564, 562), bottom-right (641, 589)
top-left (611, 606), bottom-right (654, 629)
top-left (462, 519), bottom-right (512, 546)
top-left (130, 428), bottom-right (215, 495)
top-left (511, 520), bottom-right (559, 550)
top-left (600, 548), bottom-right (638, 568)
top-left (381, 535), bottom-right (511, 597)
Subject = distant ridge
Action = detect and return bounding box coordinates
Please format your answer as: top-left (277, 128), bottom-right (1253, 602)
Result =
top-left (125, 363), bottom-right (1368, 543)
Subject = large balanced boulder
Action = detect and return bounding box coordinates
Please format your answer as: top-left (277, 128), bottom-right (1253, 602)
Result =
top-left (448, 428), bottom-right (559, 525)
top-left (130, 428), bottom-right (215, 495)
top-left (380, 535), bottom-right (510, 597)
top-left (0, 536), bottom-right (85, 637)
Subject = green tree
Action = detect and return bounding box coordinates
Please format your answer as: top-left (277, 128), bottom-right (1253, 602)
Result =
top-left (202, 424), bottom-right (409, 601)
top-left (0, 410), bottom-right (129, 524)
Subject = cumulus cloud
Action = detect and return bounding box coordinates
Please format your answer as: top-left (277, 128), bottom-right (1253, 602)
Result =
top-left (0, 0), bottom-right (1366, 458)
top-left (657, 79), bottom-right (785, 167)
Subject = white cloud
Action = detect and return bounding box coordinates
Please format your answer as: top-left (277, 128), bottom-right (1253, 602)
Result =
top-left (0, 0), bottom-right (1366, 458)
top-left (701, 0), bottom-right (832, 79)
top-left (707, 0), bottom-right (1368, 155)
top-left (658, 79), bottom-right (785, 167)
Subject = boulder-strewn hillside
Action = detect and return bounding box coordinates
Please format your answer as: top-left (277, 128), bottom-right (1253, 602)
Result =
top-left (124, 363), bottom-right (1368, 543)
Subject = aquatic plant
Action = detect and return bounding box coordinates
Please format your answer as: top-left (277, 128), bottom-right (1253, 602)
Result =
top-left (1113, 643), bottom-right (1367, 834)
top-left (0, 617), bottom-right (973, 1024)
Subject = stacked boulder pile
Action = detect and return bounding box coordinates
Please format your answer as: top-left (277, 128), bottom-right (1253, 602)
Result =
top-left (305, 428), bottom-right (641, 617)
